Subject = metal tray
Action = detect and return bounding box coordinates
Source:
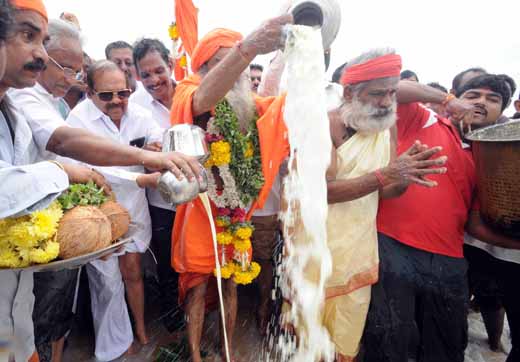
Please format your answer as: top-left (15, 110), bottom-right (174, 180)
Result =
top-left (8, 237), bottom-right (131, 273)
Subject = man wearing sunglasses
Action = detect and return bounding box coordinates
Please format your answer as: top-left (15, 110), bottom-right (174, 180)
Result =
top-left (63, 59), bottom-right (166, 361)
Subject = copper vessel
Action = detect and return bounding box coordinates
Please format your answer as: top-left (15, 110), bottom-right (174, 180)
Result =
top-left (466, 121), bottom-right (520, 237)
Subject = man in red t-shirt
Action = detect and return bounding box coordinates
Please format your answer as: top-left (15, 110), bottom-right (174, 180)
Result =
top-left (363, 76), bottom-right (520, 362)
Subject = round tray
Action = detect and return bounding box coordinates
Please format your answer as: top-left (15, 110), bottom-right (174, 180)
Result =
top-left (7, 237), bottom-right (131, 273)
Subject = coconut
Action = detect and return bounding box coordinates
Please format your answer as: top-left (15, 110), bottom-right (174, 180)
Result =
top-left (57, 206), bottom-right (112, 259)
top-left (99, 201), bottom-right (130, 241)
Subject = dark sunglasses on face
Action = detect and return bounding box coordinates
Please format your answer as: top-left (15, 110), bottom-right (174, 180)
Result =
top-left (251, 76), bottom-right (261, 82)
top-left (95, 89), bottom-right (132, 102)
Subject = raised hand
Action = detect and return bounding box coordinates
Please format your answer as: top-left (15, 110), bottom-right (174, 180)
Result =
top-left (241, 14), bottom-right (294, 56)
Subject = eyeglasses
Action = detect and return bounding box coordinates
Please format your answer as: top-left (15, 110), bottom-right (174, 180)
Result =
top-left (94, 89), bottom-right (132, 102)
top-left (251, 76), bottom-right (261, 82)
top-left (48, 56), bottom-right (83, 81)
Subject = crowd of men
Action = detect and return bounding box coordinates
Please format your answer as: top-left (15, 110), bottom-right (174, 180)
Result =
top-left (1, 1), bottom-right (520, 362)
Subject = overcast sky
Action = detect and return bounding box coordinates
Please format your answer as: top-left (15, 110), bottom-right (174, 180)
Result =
top-left (46, 0), bottom-right (520, 114)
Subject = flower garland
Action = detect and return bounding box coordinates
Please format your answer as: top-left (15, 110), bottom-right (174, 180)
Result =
top-left (0, 201), bottom-right (63, 268)
top-left (205, 100), bottom-right (264, 285)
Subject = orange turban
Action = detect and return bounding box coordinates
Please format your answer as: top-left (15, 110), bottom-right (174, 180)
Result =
top-left (341, 54), bottom-right (402, 86)
top-left (11, 0), bottom-right (48, 21)
top-left (190, 28), bottom-right (243, 73)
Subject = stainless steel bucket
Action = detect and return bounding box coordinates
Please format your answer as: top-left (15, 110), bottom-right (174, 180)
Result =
top-left (466, 120), bottom-right (520, 237)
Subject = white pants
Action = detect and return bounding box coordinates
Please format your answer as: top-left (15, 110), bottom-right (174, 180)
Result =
top-left (86, 257), bottom-right (132, 361)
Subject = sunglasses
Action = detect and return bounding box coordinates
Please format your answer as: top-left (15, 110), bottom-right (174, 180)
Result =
top-left (251, 76), bottom-right (261, 82)
top-left (95, 89), bottom-right (132, 102)
top-left (48, 56), bottom-right (83, 81)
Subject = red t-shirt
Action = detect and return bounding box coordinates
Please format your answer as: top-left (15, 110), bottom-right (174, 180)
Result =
top-left (377, 103), bottom-right (477, 258)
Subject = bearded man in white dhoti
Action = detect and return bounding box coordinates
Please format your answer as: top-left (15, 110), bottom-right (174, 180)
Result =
top-left (323, 48), bottom-right (448, 361)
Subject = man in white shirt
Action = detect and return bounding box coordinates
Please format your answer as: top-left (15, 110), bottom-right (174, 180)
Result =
top-left (8, 17), bottom-right (86, 362)
top-left (64, 59), bottom-right (165, 360)
top-left (131, 38), bottom-right (185, 335)
top-left (0, 3), bottom-right (111, 361)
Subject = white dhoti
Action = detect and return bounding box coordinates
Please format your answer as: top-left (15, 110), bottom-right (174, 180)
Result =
top-left (86, 257), bottom-right (132, 361)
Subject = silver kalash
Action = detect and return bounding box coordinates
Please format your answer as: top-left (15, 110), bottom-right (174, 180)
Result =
top-left (158, 124), bottom-right (209, 205)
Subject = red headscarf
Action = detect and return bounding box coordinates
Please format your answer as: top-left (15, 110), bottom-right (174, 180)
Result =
top-left (190, 28), bottom-right (243, 73)
top-left (340, 54), bottom-right (402, 86)
top-left (11, 0), bottom-right (48, 21)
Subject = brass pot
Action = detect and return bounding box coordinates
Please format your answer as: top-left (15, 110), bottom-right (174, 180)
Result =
top-left (466, 121), bottom-right (520, 237)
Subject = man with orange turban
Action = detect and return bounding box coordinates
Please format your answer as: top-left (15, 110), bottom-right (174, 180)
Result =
top-left (323, 48), bottom-right (450, 361)
top-left (170, 15), bottom-right (292, 362)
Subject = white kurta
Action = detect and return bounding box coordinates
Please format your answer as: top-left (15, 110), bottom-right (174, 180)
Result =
top-left (0, 95), bottom-right (69, 362)
top-left (129, 87), bottom-right (175, 211)
top-left (64, 99), bottom-right (164, 361)
top-left (9, 83), bottom-right (70, 161)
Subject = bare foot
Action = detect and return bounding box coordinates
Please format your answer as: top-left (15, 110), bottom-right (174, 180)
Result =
top-left (123, 341), bottom-right (141, 356)
top-left (136, 330), bottom-right (150, 345)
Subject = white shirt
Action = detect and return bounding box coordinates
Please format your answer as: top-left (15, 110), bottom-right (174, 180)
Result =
top-left (465, 235), bottom-right (520, 265)
top-left (0, 94), bottom-right (69, 362)
top-left (9, 83), bottom-right (69, 160)
top-left (64, 99), bottom-right (164, 252)
top-left (130, 86), bottom-right (175, 210)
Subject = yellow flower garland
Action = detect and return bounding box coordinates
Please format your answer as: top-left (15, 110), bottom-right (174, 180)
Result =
top-left (233, 262), bottom-right (261, 285)
top-left (235, 226), bottom-right (253, 240)
top-left (209, 141), bottom-right (231, 166)
top-left (216, 231), bottom-right (233, 246)
top-left (233, 237), bottom-right (251, 253)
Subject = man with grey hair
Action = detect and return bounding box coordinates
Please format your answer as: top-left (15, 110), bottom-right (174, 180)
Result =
top-left (323, 48), bottom-right (449, 361)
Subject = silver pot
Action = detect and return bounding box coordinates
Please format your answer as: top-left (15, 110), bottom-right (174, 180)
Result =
top-left (158, 168), bottom-right (208, 205)
top-left (285, 0), bottom-right (341, 50)
top-left (158, 124), bottom-right (210, 205)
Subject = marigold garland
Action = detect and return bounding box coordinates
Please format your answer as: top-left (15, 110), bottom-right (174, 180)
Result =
top-left (0, 201), bottom-right (63, 268)
top-left (206, 100), bottom-right (264, 284)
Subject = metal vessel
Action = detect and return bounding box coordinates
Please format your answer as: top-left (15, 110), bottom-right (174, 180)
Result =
top-left (466, 120), bottom-right (520, 237)
top-left (285, 0), bottom-right (341, 50)
top-left (158, 124), bottom-right (209, 205)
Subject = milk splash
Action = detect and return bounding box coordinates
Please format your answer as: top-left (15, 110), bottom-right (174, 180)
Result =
top-left (278, 25), bottom-right (335, 361)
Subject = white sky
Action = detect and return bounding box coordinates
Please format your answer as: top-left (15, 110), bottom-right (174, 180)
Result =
top-left (45, 0), bottom-right (520, 114)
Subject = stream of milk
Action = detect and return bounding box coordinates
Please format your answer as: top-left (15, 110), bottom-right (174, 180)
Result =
top-left (199, 192), bottom-right (230, 362)
top-left (277, 25), bottom-right (335, 362)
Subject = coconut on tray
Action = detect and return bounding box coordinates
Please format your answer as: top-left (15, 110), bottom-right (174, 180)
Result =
top-left (0, 181), bottom-right (131, 268)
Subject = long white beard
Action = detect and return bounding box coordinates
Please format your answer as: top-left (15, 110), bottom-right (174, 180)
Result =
top-left (225, 72), bottom-right (256, 132)
top-left (340, 96), bottom-right (397, 135)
